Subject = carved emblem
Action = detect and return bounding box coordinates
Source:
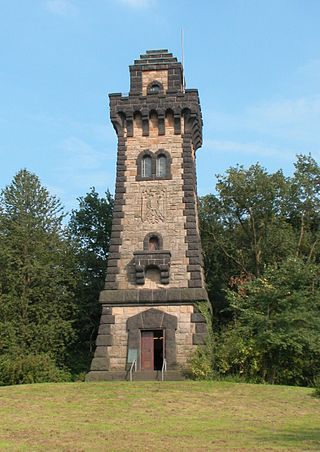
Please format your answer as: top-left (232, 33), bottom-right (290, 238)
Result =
top-left (141, 187), bottom-right (166, 223)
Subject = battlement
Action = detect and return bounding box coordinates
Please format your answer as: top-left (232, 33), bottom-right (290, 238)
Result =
top-left (109, 89), bottom-right (202, 151)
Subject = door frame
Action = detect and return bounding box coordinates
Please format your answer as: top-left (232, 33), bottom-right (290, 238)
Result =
top-left (140, 328), bottom-right (165, 371)
top-left (126, 308), bottom-right (177, 371)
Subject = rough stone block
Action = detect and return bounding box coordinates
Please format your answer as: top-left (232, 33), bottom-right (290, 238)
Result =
top-left (99, 290), bottom-right (124, 303)
top-left (193, 288), bottom-right (209, 301)
top-left (193, 334), bottom-right (206, 345)
top-left (153, 289), bottom-right (168, 303)
top-left (124, 290), bottom-right (139, 303)
top-left (167, 289), bottom-right (182, 302)
top-left (90, 357), bottom-right (110, 371)
top-left (188, 280), bottom-right (203, 288)
top-left (191, 312), bottom-right (205, 323)
top-left (100, 315), bottom-right (115, 324)
top-left (96, 335), bottom-right (113, 346)
top-left (94, 346), bottom-right (108, 358)
top-left (138, 290), bottom-right (153, 302)
top-left (195, 323), bottom-right (207, 334)
top-left (98, 324), bottom-right (111, 335)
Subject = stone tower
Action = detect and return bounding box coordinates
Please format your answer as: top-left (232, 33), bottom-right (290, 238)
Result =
top-left (87, 50), bottom-right (208, 381)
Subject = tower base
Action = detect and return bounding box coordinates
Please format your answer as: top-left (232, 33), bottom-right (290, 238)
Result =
top-left (87, 295), bottom-right (208, 381)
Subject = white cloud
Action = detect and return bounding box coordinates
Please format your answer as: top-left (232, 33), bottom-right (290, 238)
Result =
top-left (118, 0), bottom-right (155, 8)
top-left (44, 0), bottom-right (76, 16)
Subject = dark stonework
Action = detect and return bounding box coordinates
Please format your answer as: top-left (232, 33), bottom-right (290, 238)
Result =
top-left (195, 323), bottom-right (207, 333)
top-left (191, 312), bottom-right (205, 323)
top-left (96, 335), bottom-right (113, 346)
top-left (99, 288), bottom-right (208, 304)
top-left (192, 334), bottom-right (207, 345)
top-left (103, 131), bottom-right (127, 291)
top-left (127, 308), bottom-right (178, 370)
top-left (190, 310), bottom-right (208, 345)
top-left (133, 250), bottom-right (171, 285)
top-left (109, 90), bottom-right (202, 150)
top-left (86, 307), bottom-right (113, 378)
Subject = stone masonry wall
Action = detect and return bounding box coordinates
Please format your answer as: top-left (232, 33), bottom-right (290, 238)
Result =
top-left (109, 305), bottom-right (196, 370)
top-left (114, 111), bottom-right (189, 290)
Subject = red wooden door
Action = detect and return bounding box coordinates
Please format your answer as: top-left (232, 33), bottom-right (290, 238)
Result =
top-left (141, 331), bottom-right (154, 370)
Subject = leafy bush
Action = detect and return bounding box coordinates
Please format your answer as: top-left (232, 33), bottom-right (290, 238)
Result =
top-left (187, 341), bottom-right (214, 380)
top-left (220, 259), bottom-right (320, 386)
top-left (0, 354), bottom-right (72, 386)
top-left (187, 302), bottom-right (215, 380)
top-left (212, 326), bottom-right (262, 382)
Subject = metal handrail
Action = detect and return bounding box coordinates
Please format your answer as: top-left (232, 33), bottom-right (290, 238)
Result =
top-left (129, 359), bottom-right (136, 382)
top-left (161, 358), bottom-right (167, 381)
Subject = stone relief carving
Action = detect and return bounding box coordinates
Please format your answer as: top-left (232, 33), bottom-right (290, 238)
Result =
top-left (141, 187), bottom-right (166, 223)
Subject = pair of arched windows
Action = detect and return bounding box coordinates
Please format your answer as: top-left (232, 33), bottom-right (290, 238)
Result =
top-left (137, 150), bottom-right (171, 181)
top-left (142, 154), bottom-right (167, 178)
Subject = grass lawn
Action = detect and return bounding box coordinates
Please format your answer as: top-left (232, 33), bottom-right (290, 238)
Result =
top-left (0, 381), bottom-right (319, 451)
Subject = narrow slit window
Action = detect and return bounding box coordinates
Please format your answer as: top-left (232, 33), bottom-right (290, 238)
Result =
top-left (156, 155), bottom-right (167, 178)
top-left (141, 155), bottom-right (152, 178)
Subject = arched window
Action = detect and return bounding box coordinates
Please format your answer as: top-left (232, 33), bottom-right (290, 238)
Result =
top-left (147, 81), bottom-right (163, 95)
top-left (156, 154), bottom-right (167, 178)
top-left (143, 232), bottom-right (163, 251)
top-left (148, 236), bottom-right (160, 251)
top-left (149, 84), bottom-right (160, 94)
top-left (141, 155), bottom-right (152, 178)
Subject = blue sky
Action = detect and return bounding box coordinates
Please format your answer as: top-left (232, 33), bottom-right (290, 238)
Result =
top-left (1, 0), bottom-right (319, 212)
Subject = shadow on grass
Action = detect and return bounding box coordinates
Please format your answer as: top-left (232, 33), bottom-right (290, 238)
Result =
top-left (258, 427), bottom-right (320, 449)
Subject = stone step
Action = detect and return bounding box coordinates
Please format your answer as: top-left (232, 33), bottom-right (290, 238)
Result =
top-left (133, 371), bottom-right (185, 381)
top-left (86, 370), bottom-right (185, 381)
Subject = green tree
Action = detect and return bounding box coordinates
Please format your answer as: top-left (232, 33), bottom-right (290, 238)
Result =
top-left (222, 258), bottom-right (320, 385)
top-left (289, 154), bottom-right (320, 261)
top-left (0, 170), bottom-right (77, 375)
top-left (199, 163), bottom-right (295, 322)
top-left (198, 155), bottom-right (320, 385)
top-left (68, 187), bottom-right (113, 372)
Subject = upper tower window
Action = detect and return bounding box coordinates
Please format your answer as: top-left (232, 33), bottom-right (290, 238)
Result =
top-left (147, 81), bottom-right (163, 95)
top-left (136, 149), bottom-right (171, 181)
top-left (156, 154), bottom-right (167, 178)
top-left (141, 155), bottom-right (152, 178)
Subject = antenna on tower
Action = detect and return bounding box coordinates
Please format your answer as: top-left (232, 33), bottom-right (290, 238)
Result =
top-left (181, 28), bottom-right (186, 92)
